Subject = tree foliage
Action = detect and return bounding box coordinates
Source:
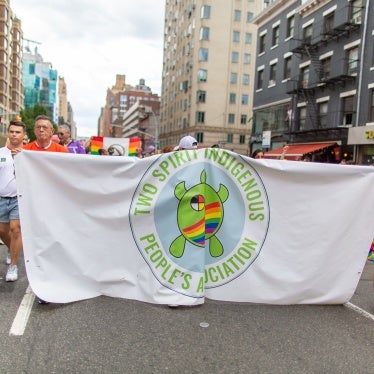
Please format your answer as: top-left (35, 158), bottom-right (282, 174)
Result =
top-left (19, 104), bottom-right (56, 142)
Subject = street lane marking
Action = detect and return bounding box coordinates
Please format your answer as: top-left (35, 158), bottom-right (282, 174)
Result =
top-left (344, 302), bottom-right (374, 322)
top-left (9, 285), bottom-right (35, 336)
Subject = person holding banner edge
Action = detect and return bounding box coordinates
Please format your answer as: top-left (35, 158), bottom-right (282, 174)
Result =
top-left (0, 119), bottom-right (27, 281)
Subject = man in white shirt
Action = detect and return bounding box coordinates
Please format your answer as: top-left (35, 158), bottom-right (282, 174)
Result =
top-left (0, 119), bottom-right (26, 281)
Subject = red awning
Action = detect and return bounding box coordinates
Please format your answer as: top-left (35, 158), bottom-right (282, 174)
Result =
top-left (264, 142), bottom-right (337, 159)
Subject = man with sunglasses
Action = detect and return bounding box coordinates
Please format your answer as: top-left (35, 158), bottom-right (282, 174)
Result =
top-left (57, 124), bottom-right (86, 154)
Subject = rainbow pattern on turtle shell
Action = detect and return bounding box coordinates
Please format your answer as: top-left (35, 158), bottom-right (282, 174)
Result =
top-left (182, 202), bottom-right (222, 246)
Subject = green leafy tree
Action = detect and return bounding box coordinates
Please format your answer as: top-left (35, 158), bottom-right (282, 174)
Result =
top-left (19, 104), bottom-right (57, 142)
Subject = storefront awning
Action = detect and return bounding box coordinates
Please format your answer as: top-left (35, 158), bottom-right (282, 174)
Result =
top-left (264, 142), bottom-right (338, 159)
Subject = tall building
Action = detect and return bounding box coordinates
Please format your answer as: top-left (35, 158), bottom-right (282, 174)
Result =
top-left (160, 1), bottom-right (262, 154)
top-left (0, 0), bottom-right (23, 137)
top-left (58, 76), bottom-right (76, 138)
top-left (22, 46), bottom-right (58, 122)
top-left (98, 74), bottom-right (160, 138)
top-left (251, 0), bottom-right (374, 164)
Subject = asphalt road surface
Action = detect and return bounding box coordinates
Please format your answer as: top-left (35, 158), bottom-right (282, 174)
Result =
top-left (1, 245), bottom-right (373, 374)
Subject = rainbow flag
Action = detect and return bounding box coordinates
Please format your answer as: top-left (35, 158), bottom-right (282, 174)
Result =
top-left (90, 136), bottom-right (141, 156)
top-left (90, 136), bottom-right (104, 155)
top-left (128, 137), bottom-right (141, 156)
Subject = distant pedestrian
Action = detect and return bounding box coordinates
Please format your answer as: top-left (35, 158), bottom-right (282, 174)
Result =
top-left (161, 145), bottom-right (175, 153)
top-left (51, 134), bottom-right (60, 144)
top-left (0, 119), bottom-right (27, 281)
top-left (136, 147), bottom-right (143, 158)
top-left (57, 124), bottom-right (86, 154)
top-left (98, 148), bottom-right (109, 155)
top-left (251, 148), bottom-right (264, 159)
top-left (178, 135), bottom-right (198, 150)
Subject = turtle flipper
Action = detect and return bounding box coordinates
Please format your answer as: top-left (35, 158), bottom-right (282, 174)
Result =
top-left (209, 236), bottom-right (224, 257)
top-left (169, 235), bottom-right (186, 258)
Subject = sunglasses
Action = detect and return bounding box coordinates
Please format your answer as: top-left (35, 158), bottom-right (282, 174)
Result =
top-left (57, 132), bottom-right (66, 136)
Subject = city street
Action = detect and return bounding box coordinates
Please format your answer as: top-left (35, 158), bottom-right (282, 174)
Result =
top-left (0, 244), bottom-right (373, 374)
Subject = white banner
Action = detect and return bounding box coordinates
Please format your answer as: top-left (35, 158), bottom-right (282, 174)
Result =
top-left (15, 150), bottom-right (374, 305)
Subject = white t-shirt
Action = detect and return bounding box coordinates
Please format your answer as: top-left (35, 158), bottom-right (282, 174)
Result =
top-left (0, 146), bottom-right (17, 197)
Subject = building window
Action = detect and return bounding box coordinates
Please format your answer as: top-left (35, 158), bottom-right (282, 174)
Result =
top-left (320, 57), bottom-right (331, 81)
top-left (230, 72), bottom-right (238, 84)
top-left (229, 93), bottom-right (236, 104)
top-left (283, 56), bottom-right (292, 80)
top-left (234, 10), bottom-right (241, 21)
top-left (198, 48), bottom-right (208, 61)
top-left (269, 63), bottom-right (277, 84)
top-left (259, 34), bottom-right (266, 54)
top-left (347, 47), bottom-right (359, 75)
top-left (299, 106), bottom-right (307, 130)
top-left (232, 52), bottom-right (239, 63)
top-left (196, 111), bottom-right (205, 124)
top-left (247, 12), bottom-right (254, 22)
top-left (196, 132), bottom-right (204, 143)
top-left (350, 0), bottom-right (362, 23)
top-left (245, 33), bottom-right (252, 44)
top-left (228, 113), bottom-right (235, 123)
top-left (241, 115), bottom-right (247, 124)
top-left (370, 90), bottom-right (374, 122)
top-left (301, 66), bottom-right (310, 87)
top-left (227, 134), bottom-right (234, 143)
top-left (233, 31), bottom-right (240, 42)
top-left (286, 15), bottom-right (295, 38)
top-left (272, 25), bottom-right (279, 47)
top-left (197, 90), bottom-right (206, 103)
top-left (244, 53), bottom-right (251, 64)
top-left (197, 69), bottom-right (207, 82)
top-left (242, 94), bottom-right (249, 105)
top-left (342, 96), bottom-right (354, 126)
top-left (200, 27), bottom-right (210, 40)
top-left (239, 135), bottom-right (246, 144)
top-left (318, 102), bottom-right (328, 128)
top-left (303, 24), bottom-right (313, 44)
top-left (201, 5), bottom-right (211, 19)
top-left (257, 69), bottom-right (264, 90)
top-left (29, 64), bottom-right (35, 74)
top-left (324, 13), bottom-right (334, 33)
top-left (242, 74), bottom-right (250, 85)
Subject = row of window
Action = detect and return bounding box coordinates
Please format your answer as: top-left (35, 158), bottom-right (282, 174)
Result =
top-left (256, 45), bottom-right (360, 90)
top-left (258, 0), bottom-right (362, 55)
top-left (198, 47), bottom-right (252, 65)
top-left (199, 27), bottom-right (253, 44)
top-left (194, 131), bottom-right (247, 145)
top-left (195, 111), bottom-right (249, 126)
top-left (200, 5), bottom-right (254, 23)
top-left (198, 69), bottom-right (250, 85)
top-left (259, 16), bottom-right (295, 54)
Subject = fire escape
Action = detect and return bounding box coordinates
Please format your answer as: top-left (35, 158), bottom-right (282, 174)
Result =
top-left (286, 5), bottom-right (362, 136)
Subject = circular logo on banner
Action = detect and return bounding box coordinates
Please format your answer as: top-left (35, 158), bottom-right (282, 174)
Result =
top-left (129, 149), bottom-right (270, 298)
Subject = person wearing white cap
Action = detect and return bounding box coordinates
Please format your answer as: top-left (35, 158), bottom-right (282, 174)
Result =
top-left (178, 135), bottom-right (198, 150)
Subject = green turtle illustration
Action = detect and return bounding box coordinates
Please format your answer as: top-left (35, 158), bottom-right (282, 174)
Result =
top-left (169, 170), bottom-right (229, 258)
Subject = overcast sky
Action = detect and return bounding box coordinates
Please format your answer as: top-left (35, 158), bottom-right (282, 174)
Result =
top-left (11, 0), bottom-right (165, 138)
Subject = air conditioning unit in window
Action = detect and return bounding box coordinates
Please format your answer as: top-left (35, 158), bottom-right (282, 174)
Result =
top-left (269, 80), bottom-right (276, 86)
top-left (351, 14), bottom-right (362, 24)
